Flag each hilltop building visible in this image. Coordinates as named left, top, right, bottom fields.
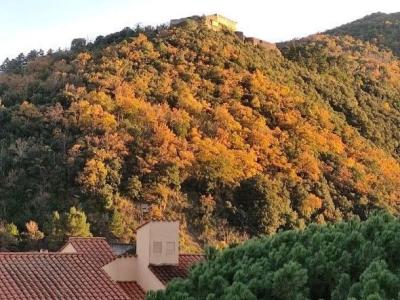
left=0, top=221, right=203, bottom=299
left=170, top=14, right=237, bottom=31
left=170, top=14, right=279, bottom=53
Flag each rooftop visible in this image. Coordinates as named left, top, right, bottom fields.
left=149, top=254, right=204, bottom=285
left=0, top=221, right=204, bottom=299
left=0, top=252, right=130, bottom=299
left=60, top=237, right=116, bottom=267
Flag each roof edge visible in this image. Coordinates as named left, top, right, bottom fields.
left=0, top=252, right=83, bottom=256
left=136, top=220, right=179, bottom=231
left=67, top=236, right=107, bottom=240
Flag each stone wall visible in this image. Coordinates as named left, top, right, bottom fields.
left=170, top=14, right=237, bottom=32
left=205, top=14, right=237, bottom=31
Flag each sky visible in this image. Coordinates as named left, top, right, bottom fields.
left=1, top=0, right=400, bottom=62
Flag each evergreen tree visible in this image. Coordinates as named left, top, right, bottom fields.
left=45, top=211, right=66, bottom=250
left=148, top=213, right=400, bottom=300
left=65, top=207, right=91, bottom=237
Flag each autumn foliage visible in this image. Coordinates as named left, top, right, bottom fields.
left=0, top=20, right=399, bottom=250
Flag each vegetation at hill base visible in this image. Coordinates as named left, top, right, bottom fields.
left=148, top=213, right=400, bottom=300
left=0, top=18, right=399, bottom=251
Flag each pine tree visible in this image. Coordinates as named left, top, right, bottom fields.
left=110, top=209, right=124, bottom=239
left=65, top=207, right=92, bottom=237
left=45, top=211, right=65, bottom=250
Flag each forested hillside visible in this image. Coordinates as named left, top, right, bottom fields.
left=279, top=34, right=400, bottom=158
left=326, top=12, right=400, bottom=56
left=149, top=213, right=400, bottom=299
left=0, top=18, right=399, bottom=250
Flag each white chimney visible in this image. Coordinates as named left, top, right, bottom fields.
left=136, top=221, right=179, bottom=266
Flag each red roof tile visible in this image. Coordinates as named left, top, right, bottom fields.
left=61, top=237, right=115, bottom=268
left=117, top=282, right=146, bottom=300
left=0, top=235, right=201, bottom=298
left=149, top=254, right=204, bottom=285
left=0, top=253, right=130, bottom=300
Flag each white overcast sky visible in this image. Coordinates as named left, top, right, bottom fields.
left=1, top=0, right=400, bottom=62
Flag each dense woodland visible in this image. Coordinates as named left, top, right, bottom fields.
left=0, top=17, right=399, bottom=251
left=326, top=12, right=400, bottom=56
left=149, top=213, right=400, bottom=299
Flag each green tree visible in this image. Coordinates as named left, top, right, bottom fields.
left=0, top=222, right=20, bottom=251
left=148, top=213, right=400, bottom=300
left=109, top=209, right=124, bottom=239
left=71, top=38, right=87, bottom=51
left=233, top=175, right=292, bottom=235
left=44, top=211, right=65, bottom=250
left=65, top=207, right=92, bottom=237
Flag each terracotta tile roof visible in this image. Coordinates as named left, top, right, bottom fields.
left=0, top=252, right=130, bottom=300
left=117, top=282, right=145, bottom=300
left=149, top=254, right=204, bottom=285
left=61, top=237, right=116, bottom=267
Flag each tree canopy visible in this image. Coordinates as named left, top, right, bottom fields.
left=326, top=12, right=400, bottom=57
left=148, top=213, right=400, bottom=300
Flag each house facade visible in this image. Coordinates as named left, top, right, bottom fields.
left=0, top=221, right=203, bottom=299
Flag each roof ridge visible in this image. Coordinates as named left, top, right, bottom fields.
left=0, top=252, right=83, bottom=256
left=68, top=236, right=107, bottom=240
